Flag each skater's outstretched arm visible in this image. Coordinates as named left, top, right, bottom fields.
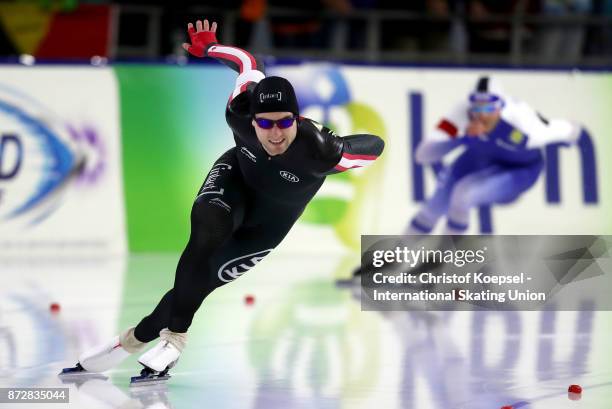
left=331, top=133, right=385, bottom=173
left=183, top=19, right=265, bottom=102
left=415, top=138, right=462, bottom=164
left=415, top=102, right=467, bottom=164
left=301, top=119, right=384, bottom=174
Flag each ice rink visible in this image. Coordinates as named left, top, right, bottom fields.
left=1, top=252, right=611, bottom=409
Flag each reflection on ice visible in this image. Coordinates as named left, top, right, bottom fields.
left=0, top=254, right=610, bottom=408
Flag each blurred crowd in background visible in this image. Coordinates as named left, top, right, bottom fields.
left=0, top=0, right=611, bottom=66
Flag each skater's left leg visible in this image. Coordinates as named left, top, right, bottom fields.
left=167, top=151, right=247, bottom=335
left=131, top=203, right=237, bottom=344
left=132, top=202, right=247, bottom=381
left=407, top=172, right=453, bottom=234
left=133, top=149, right=246, bottom=343
left=133, top=201, right=303, bottom=382
left=445, top=161, right=542, bottom=233
left=407, top=149, right=490, bottom=234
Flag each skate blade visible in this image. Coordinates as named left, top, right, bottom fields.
left=59, top=363, right=107, bottom=380
left=129, top=374, right=171, bottom=387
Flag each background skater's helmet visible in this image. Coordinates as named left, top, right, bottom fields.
left=468, top=76, right=506, bottom=112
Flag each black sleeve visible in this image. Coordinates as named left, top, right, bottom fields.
left=327, top=134, right=385, bottom=174
left=301, top=118, right=384, bottom=174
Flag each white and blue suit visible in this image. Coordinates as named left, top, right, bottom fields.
left=410, top=97, right=581, bottom=234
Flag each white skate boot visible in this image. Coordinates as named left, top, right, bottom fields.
left=59, top=327, right=146, bottom=377
left=130, top=329, right=187, bottom=387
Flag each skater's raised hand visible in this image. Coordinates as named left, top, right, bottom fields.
left=466, top=119, right=486, bottom=137
left=183, top=19, right=218, bottom=58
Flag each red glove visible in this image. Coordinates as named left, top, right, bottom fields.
left=182, top=20, right=218, bottom=58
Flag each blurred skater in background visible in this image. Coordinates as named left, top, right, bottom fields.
left=342, top=75, right=587, bottom=284
left=407, top=76, right=585, bottom=235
